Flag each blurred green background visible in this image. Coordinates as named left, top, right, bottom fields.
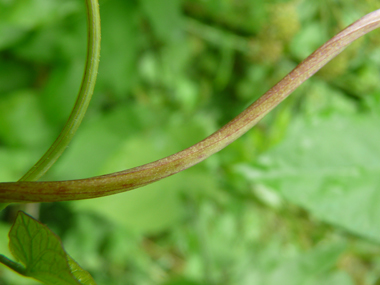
left=1, top=0, right=380, bottom=284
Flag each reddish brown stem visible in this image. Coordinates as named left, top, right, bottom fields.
left=1, top=9, right=380, bottom=203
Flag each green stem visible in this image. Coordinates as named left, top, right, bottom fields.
left=0, top=255, right=26, bottom=276
left=0, top=9, right=379, bottom=203
left=18, top=0, right=101, bottom=182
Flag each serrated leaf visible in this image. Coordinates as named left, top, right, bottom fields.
left=236, top=114, right=380, bottom=242
left=8, top=211, right=96, bottom=285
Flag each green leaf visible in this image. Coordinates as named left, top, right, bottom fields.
left=6, top=211, right=96, bottom=285
left=236, top=114, right=380, bottom=242
left=66, top=255, right=96, bottom=285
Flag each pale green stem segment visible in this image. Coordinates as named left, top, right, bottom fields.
left=18, top=0, right=101, bottom=182
left=0, top=9, right=379, bottom=203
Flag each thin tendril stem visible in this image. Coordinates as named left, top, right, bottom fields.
left=18, top=0, right=101, bottom=182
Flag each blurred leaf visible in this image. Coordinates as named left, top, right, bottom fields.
left=163, top=278, right=203, bottom=285
left=40, top=60, right=84, bottom=126
left=140, top=0, right=183, bottom=42
left=6, top=0, right=74, bottom=29
left=8, top=211, right=95, bottom=285
left=233, top=240, right=348, bottom=284
left=70, top=138, right=210, bottom=234
left=0, top=148, right=36, bottom=182
left=0, top=23, right=26, bottom=50
left=246, top=1, right=268, bottom=33
left=341, top=63, right=380, bottom=96
left=49, top=104, right=142, bottom=180
left=64, top=214, right=111, bottom=271
left=237, top=114, right=380, bottom=242
left=308, top=271, right=354, bottom=285
left=0, top=57, right=34, bottom=94
left=13, top=25, right=62, bottom=63
left=0, top=0, right=78, bottom=53
left=66, top=109, right=219, bottom=233
left=0, top=90, right=51, bottom=147
left=237, top=65, right=272, bottom=101
left=301, top=80, right=356, bottom=116
left=96, top=0, right=140, bottom=97
left=264, top=242, right=346, bottom=285
left=290, top=22, right=329, bottom=60
left=74, top=177, right=185, bottom=233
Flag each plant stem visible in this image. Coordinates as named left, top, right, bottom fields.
left=18, top=0, right=101, bottom=182
left=0, top=9, right=379, bottom=203
left=0, top=255, right=26, bottom=276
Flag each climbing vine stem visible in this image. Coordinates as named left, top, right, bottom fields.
left=18, top=0, right=101, bottom=182
left=0, top=9, right=379, bottom=203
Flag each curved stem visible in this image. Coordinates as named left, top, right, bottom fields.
left=0, top=9, right=379, bottom=203
left=18, top=0, right=101, bottom=182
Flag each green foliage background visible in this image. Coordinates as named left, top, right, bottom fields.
left=1, top=0, right=380, bottom=284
